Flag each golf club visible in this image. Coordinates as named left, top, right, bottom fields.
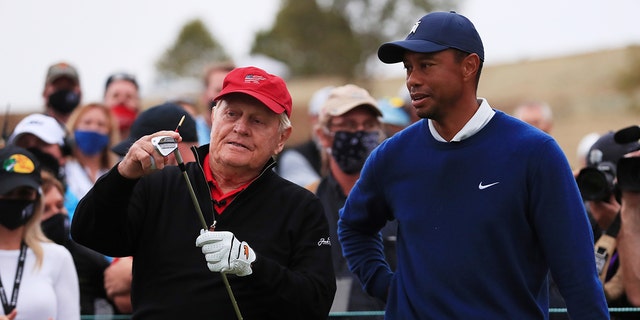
left=151, top=122, right=243, bottom=320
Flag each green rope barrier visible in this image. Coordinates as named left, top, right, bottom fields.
left=80, top=307, right=640, bottom=319
left=329, top=311, right=385, bottom=317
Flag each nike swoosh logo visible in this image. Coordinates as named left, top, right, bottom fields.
left=478, top=181, right=500, bottom=190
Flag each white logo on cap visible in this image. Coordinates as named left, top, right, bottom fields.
left=410, top=20, right=421, bottom=34
left=244, top=74, right=266, bottom=84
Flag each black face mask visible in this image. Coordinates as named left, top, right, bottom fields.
left=48, top=89, right=81, bottom=115
left=41, top=213, right=70, bottom=245
left=331, top=131, right=381, bottom=174
left=0, top=199, right=36, bottom=230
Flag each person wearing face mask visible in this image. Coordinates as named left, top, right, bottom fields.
left=56, top=101, right=124, bottom=316
left=103, top=72, right=141, bottom=139
left=47, top=88, right=81, bottom=122
left=64, top=103, right=120, bottom=220
left=0, top=145, right=80, bottom=320
left=106, top=102, right=199, bottom=314
left=38, top=167, right=116, bottom=316
left=7, top=113, right=70, bottom=181
left=308, top=84, right=396, bottom=317
left=40, top=169, right=71, bottom=244
left=42, top=61, right=83, bottom=124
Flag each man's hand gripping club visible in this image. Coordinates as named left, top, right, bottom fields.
left=196, top=230, right=256, bottom=277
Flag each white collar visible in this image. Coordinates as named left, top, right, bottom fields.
left=429, top=98, right=495, bottom=142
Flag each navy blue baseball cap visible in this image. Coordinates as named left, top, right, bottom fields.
left=378, top=11, right=484, bottom=64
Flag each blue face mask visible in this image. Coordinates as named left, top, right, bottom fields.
left=74, top=130, right=109, bottom=156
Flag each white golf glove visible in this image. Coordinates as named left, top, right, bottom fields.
left=195, top=230, right=256, bottom=276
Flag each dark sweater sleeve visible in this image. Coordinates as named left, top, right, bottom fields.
left=530, top=140, right=610, bottom=319
left=70, top=165, right=140, bottom=257
left=338, top=149, right=393, bottom=301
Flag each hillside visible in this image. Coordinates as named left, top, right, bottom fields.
left=477, top=47, right=640, bottom=168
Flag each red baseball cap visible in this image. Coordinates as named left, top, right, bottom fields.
left=213, top=66, right=292, bottom=117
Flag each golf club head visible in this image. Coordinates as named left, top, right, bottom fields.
left=151, top=136, right=178, bottom=157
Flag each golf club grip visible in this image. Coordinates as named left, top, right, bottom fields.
left=181, top=171, right=207, bottom=229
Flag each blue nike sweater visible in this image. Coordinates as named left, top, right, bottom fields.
left=338, top=110, right=609, bottom=319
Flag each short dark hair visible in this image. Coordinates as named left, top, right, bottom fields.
left=105, top=72, right=139, bottom=91
left=202, top=61, right=236, bottom=87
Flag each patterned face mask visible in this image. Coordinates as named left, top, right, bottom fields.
left=330, top=131, right=380, bottom=174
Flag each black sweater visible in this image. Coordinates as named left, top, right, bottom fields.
left=71, top=145, right=336, bottom=319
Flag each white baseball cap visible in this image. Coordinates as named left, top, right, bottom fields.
left=8, top=113, right=66, bottom=146
left=319, top=84, right=381, bottom=126
left=308, top=86, right=335, bottom=117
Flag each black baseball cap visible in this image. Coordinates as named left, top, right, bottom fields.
left=111, top=103, right=198, bottom=156
left=587, top=131, right=640, bottom=166
left=0, top=146, right=42, bottom=195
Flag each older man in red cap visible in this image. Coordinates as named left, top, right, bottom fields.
left=71, top=66, right=336, bottom=319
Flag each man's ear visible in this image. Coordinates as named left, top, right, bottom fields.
left=462, top=53, right=481, bottom=82
left=315, top=125, right=332, bottom=149
left=274, top=126, right=292, bottom=155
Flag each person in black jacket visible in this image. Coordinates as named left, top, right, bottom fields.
left=71, top=66, right=336, bottom=319
left=310, top=84, right=396, bottom=318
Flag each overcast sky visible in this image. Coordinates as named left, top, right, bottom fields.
left=2, top=0, right=640, bottom=113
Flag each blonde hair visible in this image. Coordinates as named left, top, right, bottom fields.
left=41, top=169, right=64, bottom=197
left=66, top=103, right=120, bottom=169
left=24, top=193, right=50, bottom=269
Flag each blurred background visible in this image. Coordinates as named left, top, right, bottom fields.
left=2, top=0, right=640, bottom=167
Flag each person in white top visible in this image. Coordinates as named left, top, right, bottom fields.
left=0, top=145, right=79, bottom=320
left=64, top=103, right=120, bottom=219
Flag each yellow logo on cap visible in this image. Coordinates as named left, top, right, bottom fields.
left=2, top=154, right=35, bottom=174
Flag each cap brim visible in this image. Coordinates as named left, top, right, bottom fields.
left=378, top=40, right=449, bottom=63
left=0, top=176, right=40, bottom=195
left=333, top=102, right=382, bottom=118
left=111, top=138, right=135, bottom=157
left=216, top=90, right=287, bottom=116
left=47, top=73, right=79, bottom=85
left=10, top=132, right=62, bottom=146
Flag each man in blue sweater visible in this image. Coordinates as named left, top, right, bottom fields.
left=338, top=11, right=609, bottom=319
